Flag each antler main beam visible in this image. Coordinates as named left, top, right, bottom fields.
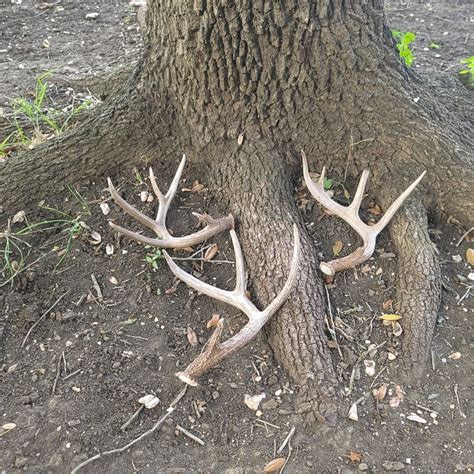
left=108, top=155, right=234, bottom=248
left=301, top=151, right=425, bottom=276
left=164, top=225, right=301, bottom=386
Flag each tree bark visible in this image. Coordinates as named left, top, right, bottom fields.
left=1, top=0, right=473, bottom=421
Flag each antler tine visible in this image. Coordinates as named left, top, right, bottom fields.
left=108, top=157, right=234, bottom=249
left=349, top=170, right=370, bottom=212
left=373, top=170, right=426, bottom=233
left=107, top=178, right=162, bottom=235
left=165, top=224, right=301, bottom=385
left=301, top=150, right=425, bottom=275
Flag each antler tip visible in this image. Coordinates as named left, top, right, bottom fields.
left=176, top=372, right=198, bottom=386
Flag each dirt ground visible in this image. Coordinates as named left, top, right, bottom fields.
left=1, top=1, right=473, bottom=473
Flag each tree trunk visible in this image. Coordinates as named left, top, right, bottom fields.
left=1, top=0, right=473, bottom=422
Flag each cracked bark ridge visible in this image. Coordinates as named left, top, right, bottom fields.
left=388, top=201, right=441, bottom=381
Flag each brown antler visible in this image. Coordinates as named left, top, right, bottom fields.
left=301, top=151, right=425, bottom=276
left=107, top=155, right=234, bottom=248
left=163, top=225, right=301, bottom=386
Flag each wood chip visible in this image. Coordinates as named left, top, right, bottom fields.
left=186, top=326, right=198, bottom=347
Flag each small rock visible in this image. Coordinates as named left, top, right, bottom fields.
left=100, top=202, right=110, bottom=215
left=244, top=393, right=265, bottom=411
left=359, top=463, right=369, bottom=471
left=262, top=399, right=279, bottom=410
left=212, top=391, right=220, bottom=400
left=15, top=456, right=28, bottom=468
left=382, top=461, right=405, bottom=471
left=140, top=190, right=149, bottom=202
left=452, top=255, right=462, bottom=263
left=85, top=12, right=99, bottom=19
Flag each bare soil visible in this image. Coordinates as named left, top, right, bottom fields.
left=1, top=1, right=473, bottom=473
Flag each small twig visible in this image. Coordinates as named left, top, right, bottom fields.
left=431, top=349, right=436, bottom=371
left=369, top=366, right=387, bottom=389
left=171, top=257, right=234, bottom=264
left=455, top=226, right=473, bottom=247
left=453, top=384, right=466, bottom=419
left=71, top=390, right=184, bottom=474
left=277, top=426, right=296, bottom=454
left=324, top=285, right=343, bottom=359
left=120, top=405, right=145, bottom=431
left=280, top=438, right=293, bottom=474
left=91, top=274, right=103, bottom=302
left=414, top=403, right=439, bottom=415
left=22, top=290, right=70, bottom=347
left=63, top=368, right=81, bottom=381
left=457, top=286, right=472, bottom=306
left=0, top=250, right=52, bottom=288
left=176, top=425, right=205, bottom=445
left=255, top=419, right=280, bottom=430
left=51, top=352, right=63, bottom=395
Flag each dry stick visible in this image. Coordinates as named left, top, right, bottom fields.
left=71, top=386, right=187, bottom=474
left=176, top=425, right=205, bottom=446
left=346, top=341, right=386, bottom=396
left=63, top=368, right=81, bottom=381
left=255, top=419, right=280, bottom=430
left=277, top=426, right=296, bottom=455
left=280, top=438, right=293, bottom=474
left=51, top=351, right=64, bottom=395
left=369, top=366, right=387, bottom=389
left=91, top=274, right=103, bottom=302
left=324, top=285, right=343, bottom=359
left=453, top=384, right=467, bottom=419
left=120, top=405, right=144, bottom=431
left=0, top=250, right=53, bottom=288
left=455, top=226, right=473, bottom=247
left=22, top=290, right=70, bottom=347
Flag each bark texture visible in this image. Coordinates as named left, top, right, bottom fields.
left=1, top=0, right=473, bottom=421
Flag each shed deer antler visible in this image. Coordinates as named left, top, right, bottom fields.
left=301, top=150, right=425, bottom=276
left=107, top=155, right=234, bottom=248
left=163, top=225, right=300, bottom=386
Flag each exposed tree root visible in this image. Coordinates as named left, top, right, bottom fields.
left=388, top=201, right=441, bottom=381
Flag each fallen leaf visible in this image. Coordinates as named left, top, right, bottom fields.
left=1, top=423, right=16, bottom=431
left=244, top=393, right=265, bottom=411
left=263, top=457, right=286, bottom=472
left=382, top=300, right=394, bottom=310
left=186, top=326, right=198, bottom=347
left=109, top=276, right=118, bottom=285
left=448, top=352, right=461, bottom=360
left=407, top=413, right=427, bottom=424
left=373, top=383, right=388, bottom=401
left=89, top=231, right=102, bottom=245
left=348, top=402, right=358, bottom=421
left=204, top=244, right=218, bottom=261
left=392, top=321, right=403, bottom=337
left=466, top=248, right=474, bottom=265
left=327, top=340, right=340, bottom=349
left=364, top=360, right=376, bottom=376
left=100, top=202, right=110, bottom=215
left=206, top=314, right=221, bottom=329
left=368, top=204, right=382, bottom=215
left=389, top=397, right=401, bottom=408
left=346, top=451, right=362, bottom=463
left=332, top=240, right=343, bottom=256
left=379, top=313, right=402, bottom=321
left=12, top=210, right=26, bottom=224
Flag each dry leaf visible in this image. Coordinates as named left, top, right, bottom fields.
left=344, top=188, right=351, bottom=200
left=392, top=321, right=403, bottom=337
left=244, top=393, right=265, bottom=411
left=389, top=397, right=401, bottom=408
left=109, top=276, right=118, bottom=285
left=466, top=248, right=474, bottom=265
left=448, top=352, right=461, bottom=360
left=364, top=359, right=376, bottom=376
left=263, top=457, right=286, bottom=472
left=204, top=244, right=218, bottom=261
left=1, top=423, right=16, bottom=431
left=379, top=313, right=401, bottom=321
left=186, top=326, right=198, bottom=347
left=332, top=240, right=343, bottom=256
left=372, top=383, right=388, bottom=401
left=407, top=413, right=427, bottom=424
left=348, top=402, right=358, bottom=421
left=368, top=204, right=382, bottom=215
left=206, top=314, right=221, bottom=329
left=12, top=210, right=26, bottom=224
left=100, top=202, right=110, bottom=215
left=382, top=299, right=393, bottom=310
left=327, top=340, right=340, bottom=349
left=89, top=231, right=102, bottom=245
left=346, top=451, right=362, bottom=463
